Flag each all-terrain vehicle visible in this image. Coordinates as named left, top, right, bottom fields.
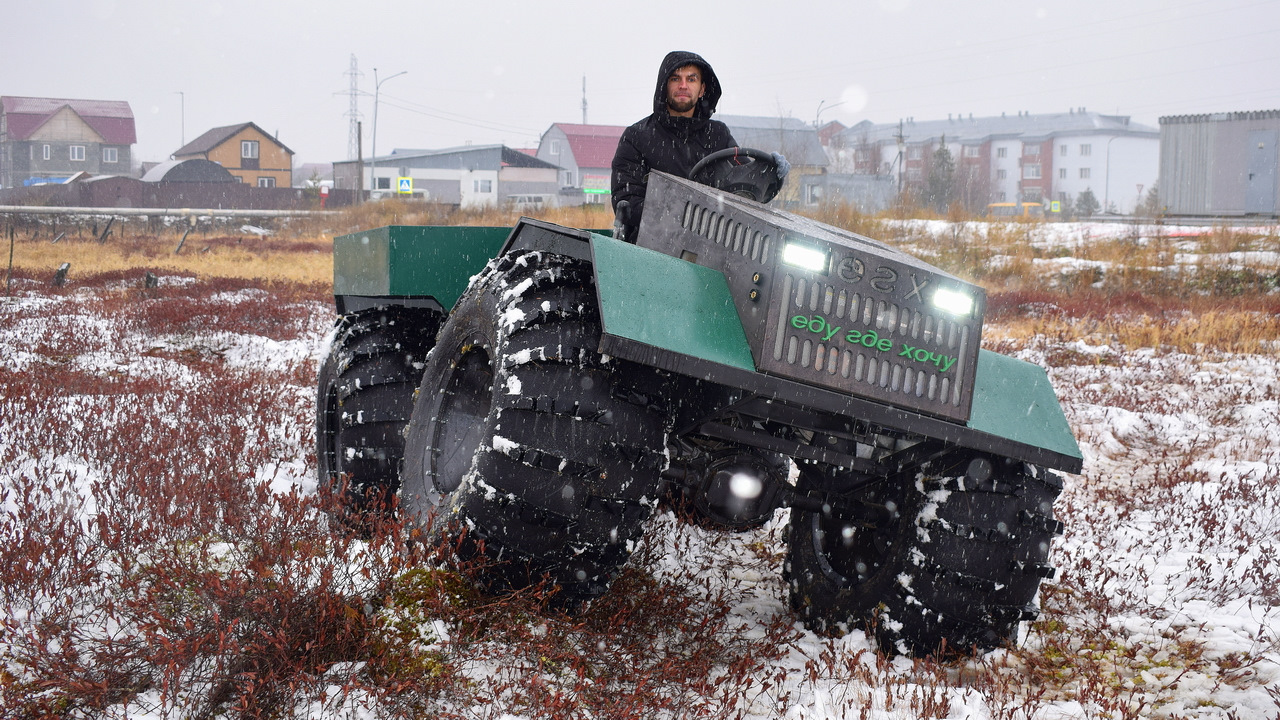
left=316, top=149, right=1082, bottom=656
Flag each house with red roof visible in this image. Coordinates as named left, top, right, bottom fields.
left=535, top=123, right=624, bottom=206
left=0, top=96, right=136, bottom=188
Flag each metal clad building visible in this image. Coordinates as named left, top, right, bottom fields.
left=1159, top=110, right=1280, bottom=217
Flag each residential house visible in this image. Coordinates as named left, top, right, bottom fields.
left=1159, top=109, right=1280, bottom=217
left=173, top=122, right=294, bottom=188
left=332, top=144, right=561, bottom=209
left=718, top=115, right=830, bottom=207
left=832, top=109, right=1159, bottom=214
left=536, top=123, right=624, bottom=205
left=0, top=96, right=136, bottom=188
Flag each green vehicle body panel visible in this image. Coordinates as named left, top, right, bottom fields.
left=590, top=232, right=756, bottom=372
left=967, top=350, right=1082, bottom=463
left=332, top=226, right=510, bottom=308
left=330, top=223, right=1081, bottom=470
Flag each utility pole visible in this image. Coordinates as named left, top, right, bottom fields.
left=346, top=55, right=362, bottom=161
left=174, top=91, right=185, bottom=148
left=581, top=76, right=588, bottom=125
left=894, top=120, right=906, bottom=197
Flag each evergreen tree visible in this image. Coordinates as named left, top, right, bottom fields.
left=1076, top=187, right=1101, bottom=217
left=926, top=139, right=955, bottom=213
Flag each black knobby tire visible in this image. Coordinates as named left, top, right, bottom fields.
left=316, top=307, right=441, bottom=512
left=784, top=452, right=1064, bottom=656
left=401, top=251, right=670, bottom=606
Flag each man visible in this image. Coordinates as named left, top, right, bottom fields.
left=610, top=51, right=737, bottom=242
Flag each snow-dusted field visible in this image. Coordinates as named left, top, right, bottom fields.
left=1, top=220, right=1278, bottom=718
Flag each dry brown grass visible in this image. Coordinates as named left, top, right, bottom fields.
left=2, top=202, right=619, bottom=287
left=7, top=204, right=1277, bottom=355
left=6, top=232, right=333, bottom=285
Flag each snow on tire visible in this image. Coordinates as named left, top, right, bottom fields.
left=785, top=451, right=1064, bottom=656
left=401, top=250, right=669, bottom=607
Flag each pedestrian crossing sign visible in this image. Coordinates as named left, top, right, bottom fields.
left=397, top=177, right=412, bottom=194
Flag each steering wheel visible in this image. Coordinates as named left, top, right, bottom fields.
left=689, top=147, right=785, bottom=204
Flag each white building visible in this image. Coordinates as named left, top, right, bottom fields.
left=333, top=144, right=561, bottom=209
left=832, top=109, right=1159, bottom=214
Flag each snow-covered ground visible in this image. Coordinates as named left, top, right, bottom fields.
left=1, top=220, right=1277, bottom=718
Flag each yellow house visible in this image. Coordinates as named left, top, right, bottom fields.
left=172, top=122, right=293, bottom=187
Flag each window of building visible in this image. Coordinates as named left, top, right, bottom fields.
left=1024, top=188, right=1043, bottom=202
left=70, top=145, right=86, bottom=161
left=997, top=191, right=1007, bottom=202
left=805, top=184, right=823, bottom=205
left=42, top=144, right=51, bottom=160
left=1059, top=168, right=1068, bottom=179
left=1080, top=144, right=1092, bottom=156
left=906, top=167, right=922, bottom=181
left=1023, top=143, right=1040, bottom=156
left=549, top=140, right=560, bottom=155
left=1080, top=167, right=1091, bottom=179
left=562, top=170, right=575, bottom=186
left=1023, top=164, right=1041, bottom=179
left=962, top=145, right=979, bottom=158
left=996, top=169, right=1007, bottom=180
left=907, top=146, right=923, bottom=160
left=474, top=179, right=493, bottom=193
left=996, top=147, right=1008, bottom=158
left=242, top=140, right=259, bottom=159
left=103, top=147, right=118, bottom=163
left=258, top=177, right=275, bottom=187
left=375, top=177, right=391, bottom=190
left=1060, top=144, right=1068, bottom=156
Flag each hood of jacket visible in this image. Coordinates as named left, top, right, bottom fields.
left=651, top=50, right=723, bottom=120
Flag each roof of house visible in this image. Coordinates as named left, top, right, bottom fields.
left=551, top=123, right=625, bottom=169
left=842, top=111, right=1159, bottom=146
left=0, top=95, right=136, bottom=144
left=501, top=146, right=560, bottom=169
left=718, top=115, right=830, bottom=167
left=141, top=158, right=237, bottom=183
left=174, top=122, right=294, bottom=157
left=350, top=144, right=560, bottom=170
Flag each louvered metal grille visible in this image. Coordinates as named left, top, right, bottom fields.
left=768, top=272, right=976, bottom=415
left=679, top=200, right=771, bottom=265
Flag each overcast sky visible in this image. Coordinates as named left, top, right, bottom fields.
left=4, top=0, right=1279, bottom=168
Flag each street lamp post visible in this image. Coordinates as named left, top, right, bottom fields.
left=369, top=68, right=407, bottom=199
left=814, top=100, right=845, bottom=128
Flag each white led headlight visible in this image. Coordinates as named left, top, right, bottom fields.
left=781, top=243, right=829, bottom=273
left=932, top=287, right=975, bottom=316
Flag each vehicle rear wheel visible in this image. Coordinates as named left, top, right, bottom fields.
left=316, top=307, right=441, bottom=514
left=401, top=251, right=670, bottom=607
left=784, top=452, right=1064, bottom=656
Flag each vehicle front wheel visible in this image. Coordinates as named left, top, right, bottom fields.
left=401, top=251, right=671, bottom=606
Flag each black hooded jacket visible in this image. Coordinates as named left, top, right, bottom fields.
left=611, top=51, right=737, bottom=240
